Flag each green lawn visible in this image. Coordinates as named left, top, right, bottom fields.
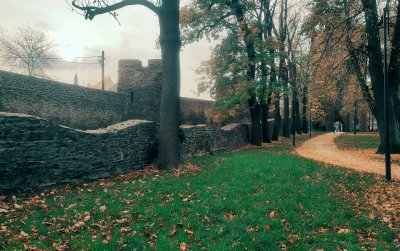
left=1, top=138, right=398, bottom=250
left=334, top=132, right=380, bottom=150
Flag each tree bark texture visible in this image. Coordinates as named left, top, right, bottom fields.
left=360, top=0, right=400, bottom=153
left=157, top=0, right=181, bottom=169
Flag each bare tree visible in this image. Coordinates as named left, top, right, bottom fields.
left=0, top=26, right=56, bottom=76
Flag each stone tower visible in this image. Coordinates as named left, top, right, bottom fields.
left=117, top=59, right=162, bottom=122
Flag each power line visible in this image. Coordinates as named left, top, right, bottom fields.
left=0, top=55, right=102, bottom=65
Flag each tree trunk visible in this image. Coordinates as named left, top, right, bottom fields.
left=376, top=92, right=400, bottom=153
left=283, top=90, right=290, bottom=137
left=261, top=102, right=271, bottom=143
left=272, top=97, right=281, bottom=141
left=353, top=100, right=357, bottom=135
left=249, top=94, right=262, bottom=146
left=157, top=1, right=181, bottom=169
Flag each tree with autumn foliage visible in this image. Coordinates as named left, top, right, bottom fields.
left=182, top=0, right=284, bottom=145
left=305, top=0, right=400, bottom=153
left=70, top=0, right=181, bottom=169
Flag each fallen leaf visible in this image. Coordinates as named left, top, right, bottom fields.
left=338, top=228, right=351, bottom=234
left=318, top=227, right=329, bottom=233
left=120, top=227, right=130, bottom=234
left=246, top=225, right=259, bottom=233
left=100, top=205, right=107, bottom=212
left=264, top=224, right=270, bottom=232
left=19, top=231, right=29, bottom=239
left=224, top=212, right=235, bottom=221
left=14, top=203, right=23, bottom=209
left=180, top=242, right=187, bottom=251
left=269, top=211, right=278, bottom=218
left=204, top=215, right=211, bottom=223
left=168, top=225, right=177, bottom=237
left=83, top=215, right=91, bottom=222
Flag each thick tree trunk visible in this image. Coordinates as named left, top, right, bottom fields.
left=272, top=97, right=281, bottom=141
left=376, top=93, right=400, bottom=153
left=360, top=0, right=400, bottom=154
left=301, top=86, right=308, bottom=133
left=283, top=91, right=290, bottom=137
left=261, top=102, right=271, bottom=143
left=157, top=1, right=181, bottom=169
left=249, top=94, right=262, bottom=146
left=295, top=97, right=301, bottom=134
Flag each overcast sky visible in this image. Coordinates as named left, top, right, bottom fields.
left=0, top=0, right=213, bottom=99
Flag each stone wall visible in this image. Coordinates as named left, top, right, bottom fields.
left=0, top=70, right=127, bottom=130
left=0, top=112, right=250, bottom=194
left=181, top=123, right=250, bottom=158
left=0, top=112, right=158, bottom=194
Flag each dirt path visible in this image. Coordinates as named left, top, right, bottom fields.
left=295, top=132, right=400, bottom=180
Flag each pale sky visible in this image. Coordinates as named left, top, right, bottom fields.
left=0, top=0, right=213, bottom=99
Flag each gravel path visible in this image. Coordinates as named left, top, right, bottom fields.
left=295, top=132, right=400, bottom=180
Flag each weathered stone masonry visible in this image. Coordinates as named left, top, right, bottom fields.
left=0, top=60, right=216, bottom=129
left=0, top=70, right=127, bottom=130
left=0, top=113, right=249, bottom=194
left=0, top=59, right=251, bottom=194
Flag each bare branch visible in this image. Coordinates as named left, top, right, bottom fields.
left=71, top=0, right=160, bottom=20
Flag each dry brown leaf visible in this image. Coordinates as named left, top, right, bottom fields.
left=337, top=228, right=351, bottom=234
left=180, top=242, right=188, bottom=251
left=168, top=225, right=177, bottom=237
left=264, top=224, right=270, bottom=232
left=14, top=203, right=23, bottom=209
left=269, top=211, right=278, bottom=218
left=120, top=227, right=130, bottom=234
left=100, top=205, right=107, bottom=212
left=224, top=212, right=235, bottom=221
left=318, top=227, right=329, bottom=233
left=83, top=215, right=91, bottom=222
left=204, top=215, right=211, bottom=223
left=246, top=225, right=259, bottom=233
left=19, top=230, right=29, bottom=239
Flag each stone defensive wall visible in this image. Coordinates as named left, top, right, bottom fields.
left=0, top=112, right=249, bottom=194
left=0, top=60, right=219, bottom=128
left=0, top=70, right=127, bottom=130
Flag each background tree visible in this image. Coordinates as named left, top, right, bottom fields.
left=182, top=0, right=279, bottom=145
left=0, top=26, right=56, bottom=77
left=71, top=0, right=181, bottom=169
left=305, top=0, right=400, bottom=153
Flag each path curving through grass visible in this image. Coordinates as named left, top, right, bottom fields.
left=295, top=132, right=400, bottom=180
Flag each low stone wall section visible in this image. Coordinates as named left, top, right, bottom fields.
left=0, top=113, right=250, bottom=194
left=181, top=123, right=250, bottom=158
left=0, top=113, right=157, bottom=194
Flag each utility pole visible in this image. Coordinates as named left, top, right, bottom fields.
left=383, top=2, right=391, bottom=181
left=101, top=50, right=105, bottom=91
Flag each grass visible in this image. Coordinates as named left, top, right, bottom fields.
left=334, top=132, right=380, bottom=150
left=1, top=136, right=398, bottom=250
